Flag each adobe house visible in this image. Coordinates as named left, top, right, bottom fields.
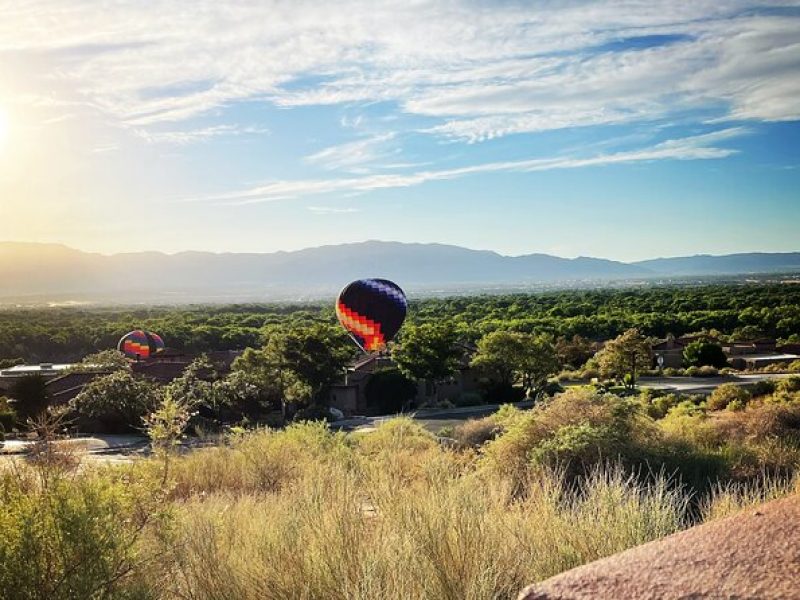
left=329, top=344, right=480, bottom=416
left=651, top=334, right=719, bottom=369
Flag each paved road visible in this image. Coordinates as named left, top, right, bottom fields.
left=636, top=372, right=795, bottom=394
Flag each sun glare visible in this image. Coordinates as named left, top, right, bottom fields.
left=0, top=107, right=8, bottom=150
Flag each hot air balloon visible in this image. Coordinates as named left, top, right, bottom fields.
left=117, top=330, right=165, bottom=360
left=336, top=279, right=407, bottom=352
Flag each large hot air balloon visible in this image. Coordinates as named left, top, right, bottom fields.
left=117, top=330, right=165, bottom=360
left=336, top=279, right=407, bottom=352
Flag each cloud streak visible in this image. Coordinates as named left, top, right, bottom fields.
left=192, top=128, right=746, bottom=204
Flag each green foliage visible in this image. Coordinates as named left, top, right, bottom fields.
left=363, top=368, right=418, bottom=414
left=143, top=392, right=192, bottom=455
left=471, top=330, right=560, bottom=398
left=707, top=383, right=751, bottom=411
left=682, top=340, right=728, bottom=368
left=392, top=323, right=462, bottom=382
left=70, top=371, right=162, bottom=433
left=67, top=349, right=130, bottom=373
left=0, top=463, right=165, bottom=599
left=595, top=328, right=653, bottom=388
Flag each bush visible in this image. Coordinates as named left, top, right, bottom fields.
left=750, top=380, right=777, bottom=397
left=789, top=360, right=800, bottom=374
left=452, top=417, right=499, bottom=448
left=683, top=341, right=728, bottom=369
left=0, top=462, right=165, bottom=599
left=707, top=383, right=750, bottom=411
left=69, top=371, right=162, bottom=433
left=663, top=367, right=684, bottom=377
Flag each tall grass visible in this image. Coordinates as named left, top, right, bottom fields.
left=1, top=389, right=799, bottom=599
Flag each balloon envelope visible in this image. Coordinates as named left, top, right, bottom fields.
left=117, top=330, right=165, bottom=359
left=336, top=279, right=407, bottom=352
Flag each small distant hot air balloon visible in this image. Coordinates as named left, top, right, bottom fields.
left=117, top=330, right=165, bottom=360
left=336, top=279, right=407, bottom=352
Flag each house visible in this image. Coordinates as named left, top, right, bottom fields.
left=329, top=344, right=480, bottom=416
left=0, top=363, right=76, bottom=396
left=46, top=370, right=114, bottom=405
left=723, top=338, right=778, bottom=356
left=131, top=348, right=241, bottom=383
left=651, top=334, right=718, bottom=369
left=728, top=353, right=799, bottom=371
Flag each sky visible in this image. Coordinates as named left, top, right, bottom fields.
left=0, top=0, right=798, bottom=262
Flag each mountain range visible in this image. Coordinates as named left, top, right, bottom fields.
left=2, top=241, right=799, bottom=303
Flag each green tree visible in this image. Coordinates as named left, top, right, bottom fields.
left=232, top=324, right=350, bottom=420
left=555, top=334, right=596, bottom=369
left=164, top=355, right=216, bottom=410
left=68, top=349, right=130, bottom=373
left=595, top=328, right=653, bottom=389
left=364, top=368, right=418, bottom=414
left=392, top=323, right=462, bottom=383
left=471, top=331, right=560, bottom=399
left=682, top=341, right=728, bottom=369
left=70, top=371, right=161, bottom=433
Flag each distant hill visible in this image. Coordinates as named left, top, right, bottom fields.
left=634, top=252, right=800, bottom=275
left=1, top=241, right=798, bottom=302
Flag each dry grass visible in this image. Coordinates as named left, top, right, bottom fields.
left=2, top=392, right=800, bottom=599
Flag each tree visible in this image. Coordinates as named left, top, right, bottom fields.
left=68, top=349, right=130, bottom=372
left=555, top=335, right=596, bottom=369
left=471, top=331, right=560, bottom=399
left=70, top=371, right=162, bottom=433
left=595, top=328, right=653, bottom=389
left=163, top=355, right=216, bottom=410
left=364, top=368, right=418, bottom=414
left=392, top=323, right=462, bottom=384
left=9, top=375, right=49, bottom=424
left=518, top=336, right=561, bottom=398
left=682, top=341, right=728, bottom=369
left=231, top=324, right=351, bottom=420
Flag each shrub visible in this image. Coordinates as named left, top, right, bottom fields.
left=683, top=341, right=728, bottom=369
left=452, top=417, right=499, bottom=448
left=70, top=371, right=162, bottom=433
left=751, top=380, right=777, bottom=397
left=663, top=367, right=684, bottom=377
left=776, top=377, right=800, bottom=394
left=645, top=393, right=683, bottom=420
left=480, top=389, right=651, bottom=485
left=696, top=365, right=719, bottom=377
left=707, top=383, right=750, bottom=411
left=789, top=360, right=800, bottom=373
left=0, top=462, right=165, bottom=599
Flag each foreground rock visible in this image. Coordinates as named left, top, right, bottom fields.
left=520, top=494, right=800, bottom=599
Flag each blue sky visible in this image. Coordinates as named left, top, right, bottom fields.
left=0, top=0, right=798, bottom=261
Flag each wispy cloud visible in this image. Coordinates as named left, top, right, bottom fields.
left=191, top=128, right=746, bottom=204
left=304, top=133, right=396, bottom=171
left=134, top=124, right=269, bottom=145
left=2, top=1, right=797, bottom=144
left=307, top=205, right=361, bottom=214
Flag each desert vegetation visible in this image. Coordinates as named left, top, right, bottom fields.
left=2, top=380, right=799, bottom=600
